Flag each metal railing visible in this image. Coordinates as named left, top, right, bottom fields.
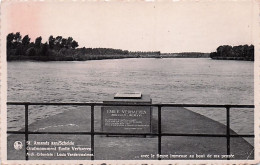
left=7, top=102, right=254, bottom=160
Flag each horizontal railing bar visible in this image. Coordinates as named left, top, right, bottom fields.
left=7, top=131, right=157, bottom=135
left=7, top=131, right=254, bottom=138
left=6, top=102, right=254, bottom=108
left=7, top=131, right=92, bottom=135
left=7, top=131, right=25, bottom=134
left=229, top=134, right=255, bottom=138
left=158, top=104, right=254, bottom=108
left=161, top=133, right=254, bottom=138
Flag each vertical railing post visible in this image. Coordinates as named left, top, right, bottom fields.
left=158, top=105, right=162, bottom=160
left=25, top=104, right=29, bottom=160
left=226, top=106, right=230, bottom=160
left=90, top=104, right=95, bottom=160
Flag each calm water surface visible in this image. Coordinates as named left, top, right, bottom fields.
left=7, top=58, right=254, bottom=135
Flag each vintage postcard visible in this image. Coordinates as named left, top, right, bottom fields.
left=0, top=0, right=259, bottom=164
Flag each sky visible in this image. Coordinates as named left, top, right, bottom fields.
left=2, top=0, right=256, bottom=53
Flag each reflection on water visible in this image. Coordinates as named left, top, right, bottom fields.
left=7, top=58, right=254, bottom=135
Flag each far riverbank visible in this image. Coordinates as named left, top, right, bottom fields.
left=7, top=52, right=210, bottom=61
left=7, top=32, right=253, bottom=62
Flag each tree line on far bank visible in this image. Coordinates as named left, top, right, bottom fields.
left=7, top=32, right=254, bottom=61
left=6, top=32, right=161, bottom=61
left=210, top=45, right=254, bottom=61
left=7, top=32, right=80, bottom=60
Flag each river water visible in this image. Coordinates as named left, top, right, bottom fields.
left=7, top=58, right=254, bottom=136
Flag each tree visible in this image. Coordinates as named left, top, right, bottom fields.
left=7, top=33, right=15, bottom=49
left=210, top=52, right=218, bottom=58
left=14, top=32, right=22, bottom=43
left=248, top=45, right=254, bottom=61
left=55, top=36, right=62, bottom=44
left=216, top=45, right=232, bottom=57
left=55, top=36, right=63, bottom=49
left=26, top=47, right=36, bottom=56
left=71, top=40, right=79, bottom=49
left=35, top=36, right=42, bottom=48
left=7, top=32, right=84, bottom=61
left=48, top=35, right=55, bottom=49
left=211, top=44, right=254, bottom=61
left=40, top=42, right=49, bottom=56
left=13, top=32, right=22, bottom=48
left=67, top=37, right=73, bottom=48
left=15, top=45, right=24, bottom=56
left=22, top=35, right=30, bottom=46
left=61, top=38, right=67, bottom=48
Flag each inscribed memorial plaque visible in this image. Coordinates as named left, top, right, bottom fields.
left=102, top=94, right=152, bottom=133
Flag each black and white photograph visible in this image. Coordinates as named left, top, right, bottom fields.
left=1, top=0, right=259, bottom=163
